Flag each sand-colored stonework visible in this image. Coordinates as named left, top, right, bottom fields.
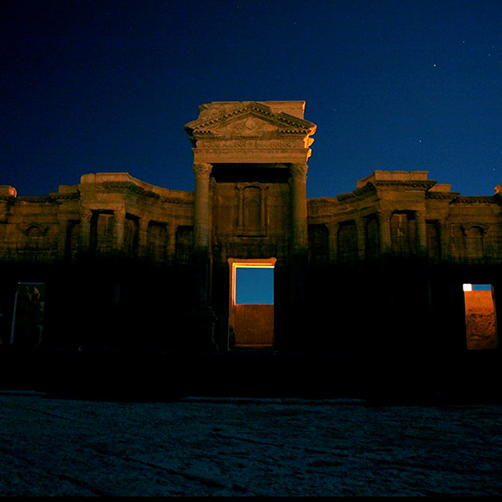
left=0, top=101, right=500, bottom=354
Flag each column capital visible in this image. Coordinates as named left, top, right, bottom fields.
left=290, top=163, right=308, bottom=180
left=377, top=209, right=392, bottom=219
left=81, top=208, right=94, bottom=220
left=193, top=162, right=213, bottom=177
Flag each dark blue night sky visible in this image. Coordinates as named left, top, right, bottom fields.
left=1, top=0, right=501, bottom=199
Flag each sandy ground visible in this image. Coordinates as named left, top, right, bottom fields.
left=0, top=392, right=501, bottom=497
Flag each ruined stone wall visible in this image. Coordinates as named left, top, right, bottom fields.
left=0, top=174, right=195, bottom=266
left=307, top=171, right=502, bottom=266
left=2, top=167, right=502, bottom=354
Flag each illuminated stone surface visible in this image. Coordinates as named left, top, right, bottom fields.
left=0, top=100, right=500, bottom=376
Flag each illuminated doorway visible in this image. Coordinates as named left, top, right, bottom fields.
left=228, top=258, right=276, bottom=349
left=463, top=283, right=498, bottom=350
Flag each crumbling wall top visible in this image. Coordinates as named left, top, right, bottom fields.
left=0, top=186, right=17, bottom=197
left=357, top=170, right=430, bottom=189
left=79, top=172, right=182, bottom=198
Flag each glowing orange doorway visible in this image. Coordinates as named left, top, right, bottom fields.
left=228, top=258, right=276, bottom=349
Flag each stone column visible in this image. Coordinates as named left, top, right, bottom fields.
left=355, top=218, right=366, bottom=260
left=287, top=163, right=309, bottom=349
left=289, top=163, right=309, bottom=254
left=191, top=162, right=217, bottom=350
left=415, top=210, right=427, bottom=254
left=113, top=207, right=126, bottom=252
left=193, top=163, right=213, bottom=254
left=377, top=210, right=392, bottom=254
left=193, top=162, right=212, bottom=305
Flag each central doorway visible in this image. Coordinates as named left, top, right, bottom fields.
left=228, top=258, right=276, bottom=349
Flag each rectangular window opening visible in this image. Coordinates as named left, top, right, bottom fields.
left=463, top=283, right=498, bottom=350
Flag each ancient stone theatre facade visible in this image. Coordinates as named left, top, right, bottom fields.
left=1, top=101, right=501, bottom=360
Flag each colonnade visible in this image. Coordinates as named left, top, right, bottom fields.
left=325, top=210, right=451, bottom=262
left=77, top=208, right=177, bottom=259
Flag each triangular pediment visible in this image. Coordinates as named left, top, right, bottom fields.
left=185, top=101, right=316, bottom=143
left=185, top=101, right=317, bottom=165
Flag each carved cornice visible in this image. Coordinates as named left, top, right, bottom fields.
left=98, top=181, right=161, bottom=199
left=451, top=196, right=497, bottom=204
left=307, top=197, right=338, bottom=205
left=17, top=196, right=57, bottom=204
left=337, top=183, right=376, bottom=202
left=84, top=181, right=193, bottom=205
left=159, top=197, right=194, bottom=205
left=52, top=192, right=80, bottom=201
left=426, top=192, right=460, bottom=200
left=371, top=180, right=436, bottom=190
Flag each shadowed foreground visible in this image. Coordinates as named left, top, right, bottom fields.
left=0, top=392, right=501, bottom=496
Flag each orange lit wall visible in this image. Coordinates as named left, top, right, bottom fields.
left=464, top=290, right=498, bottom=350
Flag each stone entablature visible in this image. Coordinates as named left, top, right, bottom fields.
left=184, top=101, right=316, bottom=165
